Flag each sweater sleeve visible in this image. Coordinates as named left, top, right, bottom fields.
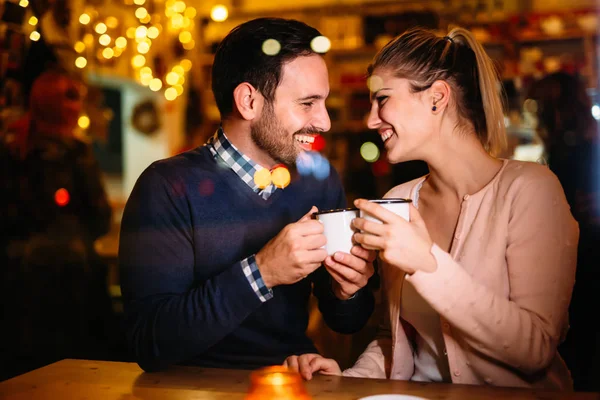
left=312, top=168, right=375, bottom=334
left=119, top=166, right=264, bottom=372
left=407, top=170, right=578, bottom=375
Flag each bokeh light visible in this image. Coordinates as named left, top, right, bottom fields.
left=360, top=142, right=380, bottom=163
left=75, top=57, right=87, bottom=68
left=135, top=7, right=148, bottom=19
left=179, top=31, right=192, bottom=44
left=137, top=42, right=150, bottom=54
left=102, top=47, right=114, bottom=59
left=19, top=0, right=29, bottom=7
left=262, top=39, right=281, bottom=56
left=147, top=26, right=160, bottom=39
left=29, top=31, right=40, bottom=41
left=164, top=87, right=178, bottom=101
left=79, top=13, right=91, bottom=25
left=592, top=105, right=600, bottom=120
left=271, top=166, right=291, bottom=189
left=310, top=135, right=326, bottom=152
left=136, top=26, right=148, bottom=39
left=74, top=41, right=86, bottom=53
left=126, top=27, right=136, bottom=39
left=106, top=16, right=119, bottom=29
left=184, top=7, right=197, bottom=18
left=310, top=36, right=331, bottom=53
left=180, top=59, right=192, bottom=71
left=296, top=152, right=330, bottom=180
left=28, top=16, right=38, bottom=25
left=99, top=34, right=111, bottom=46
left=78, top=115, right=90, bottom=129
left=254, top=168, right=272, bottom=189
left=54, top=188, right=70, bottom=207
left=132, top=55, right=146, bottom=68
left=95, top=23, right=107, bottom=34
left=210, top=5, right=228, bottom=22
left=133, top=0, right=145, bottom=5
left=115, top=37, right=127, bottom=49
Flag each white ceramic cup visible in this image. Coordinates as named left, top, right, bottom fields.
left=314, top=208, right=359, bottom=256
left=360, top=198, right=412, bottom=223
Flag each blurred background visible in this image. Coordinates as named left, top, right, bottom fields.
left=1, top=0, right=598, bottom=391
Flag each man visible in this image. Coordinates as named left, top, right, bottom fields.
left=119, top=17, right=375, bottom=373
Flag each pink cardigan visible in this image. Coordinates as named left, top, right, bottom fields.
left=344, top=160, right=579, bottom=390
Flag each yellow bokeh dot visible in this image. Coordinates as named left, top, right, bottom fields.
left=74, top=41, right=86, bottom=53
left=360, top=142, right=380, bottom=163
left=95, top=23, right=107, bottom=34
left=83, top=33, right=94, bottom=46
left=180, top=59, right=192, bottom=71
left=254, top=168, right=272, bottom=189
left=133, top=0, right=145, bottom=5
left=140, top=14, right=151, bottom=24
left=126, top=27, right=136, bottom=39
left=210, top=4, right=228, bottom=22
left=140, top=75, right=152, bottom=86
left=182, top=39, right=195, bottom=50
left=78, top=115, right=90, bottom=129
left=166, top=72, right=179, bottom=86
left=262, top=39, right=280, bottom=56
left=115, top=37, right=127, bottom=49
left=164, top=87, right=178, bottom=101
left=75, top=57, right=87, bottom=69
left=135, top=26, right=148, bottom=39
left=102, top=47, right=114, bottom=59
left=179, top=31, right=192, bottom=44
left=147, top=26, right=159, bottom=39
left=173, top=1, right=186, bottom=13
left=140, top=66, right=152, bottom=77
left=99, top=34, right=111, bottom=46
left=184, top=7, right=196, bottom=18
left=135, top=7, right=148, bottom=19
left=171, top=65, right=184, bottom=75
left=29, top=31, right=40, bottom=41
left=173, top=84, right=184, bottom=96
left=310, top=36, right=331, bottom=53
left=19, top=0, right=29, bottom=7
left=28, top=16, right=38, bottom=25
left=131, top=55, right=146, bottom=68
left=271, top=167, right=291, bottom=189
left=137, top=42, right=150, bottom=54
left=149, top=78, right=163, bottom=91
left=106, top=16, right=119, bottom=29
left=79, top=13, right=90, bottom=25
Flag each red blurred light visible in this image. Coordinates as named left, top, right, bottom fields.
left=372, top=159, right=391, bottom=177
left=310, top=135, right=326, bottom=152
left=54, top=188, right=70, bottom=207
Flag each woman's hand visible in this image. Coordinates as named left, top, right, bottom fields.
left=283, top=354, right=342, bottom=380
left=352, top=199, right=437, bottom=275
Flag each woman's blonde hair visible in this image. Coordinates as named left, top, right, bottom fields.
left=368, top=27, right=507, bottom=156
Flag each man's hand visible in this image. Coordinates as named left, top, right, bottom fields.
left=283, top=354, right=342, bottom=380
left=256, top=207, right=328, bottom=288
left=324, top=245, right=376, bottom=300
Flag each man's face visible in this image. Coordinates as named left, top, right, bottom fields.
left=250, top=55, right=331, bottom=166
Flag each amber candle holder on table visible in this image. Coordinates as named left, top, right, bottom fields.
left=245, top=366, right=311, bottom=400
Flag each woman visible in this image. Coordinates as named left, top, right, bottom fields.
left=284, top=28, right=578, bottom=389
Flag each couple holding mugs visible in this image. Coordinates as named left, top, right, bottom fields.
left=119, top=17, right=578, bottom=391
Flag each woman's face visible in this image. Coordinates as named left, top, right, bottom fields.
left=366, top=68, right=438, bottom=163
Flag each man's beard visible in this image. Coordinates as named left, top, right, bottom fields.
left=251, top=102, right=322, bottom=166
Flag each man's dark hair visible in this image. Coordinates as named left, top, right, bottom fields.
left=211, top=17, right=322, bottom=118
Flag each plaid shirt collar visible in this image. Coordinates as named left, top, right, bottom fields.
left=207, top=127, right=277, bottom=199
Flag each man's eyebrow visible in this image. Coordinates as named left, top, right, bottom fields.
left=296, top=94, right=326, bottom=102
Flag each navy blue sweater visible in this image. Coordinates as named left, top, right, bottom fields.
left=119, top=146, right=374, bottom=372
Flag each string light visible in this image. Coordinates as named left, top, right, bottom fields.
left=126, top=27, right=136, bottom=39
left=102, top=47, right=114, bottom=59
left=147, top=26, right=159, bottom=39
left=137, top=42, right=150, bottom=54
left=140, top=67, right=153, bottom=77
left=115, top=37, right=127, bottom=48
left=180, top=59, right=192, bottom=71
left=166, top=72, right=179, bottom=85
left=28, top=16, right=38, bottom=25
left=95, top=23, right=107, bottom=34
left=184, top=7, right=196, bottom=18
left=178, top=31, right=192, bottom=44
left=173, top=84, right=184, bottom=96
left=74, top=41, right=86, bottom=53
left=173, top=1, right=186, bottom=13
left=99, top=34, right=111, bottom=46
left=29, top=31, right=40, bottom=41
left=140, top=14, right=152, bottom=24
left=135, top=26, right=148, bottom=39
left=140, top=75, right=152, bottom=86
left=172, top=65, right=184, bottom=75
left=131, top=55, right=146, bottom=68
left=135, top=7, right=148, bottom=19
left=78, top=115, right=90, bottom=129
left=210, top=5, right=228, bottom=22
left=83, top=33, right=94, bottom=46
left=19, top=0, right=29, bottom=7
left=149, top=78, right=163, bottom=91
left=133, top=0, right=146, bottom=4
left=182, top=39, right=195, bottom=50
left=106, top=16, right=119, bottom=29
left=165, top=87, right=177, bottom=101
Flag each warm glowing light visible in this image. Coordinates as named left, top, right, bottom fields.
left=166, top=72, right=179, bottom=85
left=178, top=31, right=192, bottom=44
left=272, top=167, right=291, bottom=189
left=135, top=7, right=148, bottom=19
left=182, top=39, right=195, bottom=50
left=28, top=16, right=38, bottom=25
left=19, top=0, right=29, bottom=7
left=254, top=168, right=272, bottom=189
left=210, top=5, right=228, bottom=22
left=133, top=0, right=146, bottom=4
left=131, top=55, right=146, bottom=68
left=126, top=27, right=136, bottom=39
left=172, top=65, right=184, bottom=75
left=140, top=14, right=151, bottom=24
left=165, top=87, right=178, bottom=101
left=173, top=85, right=184, bottom=96
left=592, top=105, right=600, bottom=120
left=173, top=1, right=186, bottom=13
left=180, top=59, right=192, bottom=71
left=75, top=57, right=87, bottom=68
left=137, top=42, right=150, bottom=54
left=184, top=7, right=196, bottom=18
left=54, top=188, right=70, bottom=207
left=140, top=75, right=152, bottom=86
left=102, top=47, right=114, bottom=59
left=106, top=16, right=119, bottom=28
left=147, top=26, right=159, bottom=39
left=99, top=34, right=111, bottom=46
left=171, top=13, right=184, bottom=28
left=140, top=66, right=152, bottom=76
left=83, top=33, right=94, bottom=46
left=115, top=37, right=127, bottom=49
left=182, top=17, right=192, bottom=29
left=29, top=31, right=40, bottom=41
left=74, top=41, right=86, bottom=53
left=149, top=78, right=163, bottom=91
left=135, top=26, right=148, bottom=39
left=311, top=36, right=331, bottom=53
left=78, top=115, right=90, bottom=129
left=95, top=23, right=107, bottom=34
left=360, top=142, right=380, bottom=163
left=262, top=39, right=281, bottom=56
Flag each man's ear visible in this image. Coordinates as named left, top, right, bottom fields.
left=233, top=82, right=264, bottom=121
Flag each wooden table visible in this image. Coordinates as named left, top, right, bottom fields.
left=0, top=359, right=598, bottom=400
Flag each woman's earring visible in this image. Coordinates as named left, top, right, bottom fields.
left=432, top=104, right=437, bottom=111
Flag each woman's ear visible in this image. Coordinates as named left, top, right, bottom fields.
left=430, top=80, right=451, bottom=113
left=233, top=82, right=264, bottom=121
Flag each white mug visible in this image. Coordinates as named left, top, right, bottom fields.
left=360, top=199, right=412, bottom=223
left=314, top=208, right=359, bottom=256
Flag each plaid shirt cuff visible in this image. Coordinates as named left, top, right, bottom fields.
left=241, top=255, right=273, bottom=302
